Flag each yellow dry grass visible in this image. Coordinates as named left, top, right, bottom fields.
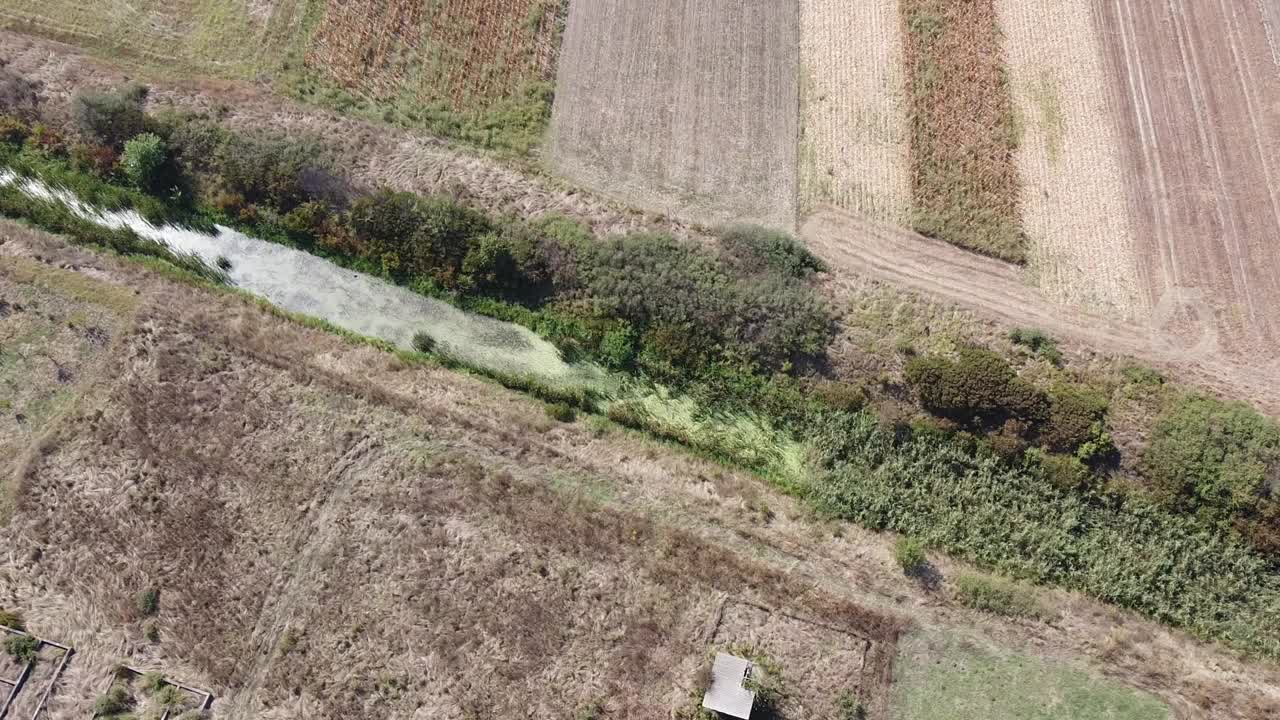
left=798, top=0, right=912, bottom=224
left=997, top=0, right=1145, bottom=318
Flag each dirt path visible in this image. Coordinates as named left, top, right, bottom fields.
left=801, top=206, right=1280, bottom=414
left=1094, top=0, right=1280, bottom=358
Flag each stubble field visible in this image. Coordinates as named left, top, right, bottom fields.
left=996, top=0, right=1144, bottom=317
left=547, top=0, right=799, bottom=229
left=798, top=0, right=911, bottom=225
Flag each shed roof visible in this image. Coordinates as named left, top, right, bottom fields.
left=701, top=652, right=755, bottom=719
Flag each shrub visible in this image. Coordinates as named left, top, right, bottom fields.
left=460, top=226, right=544, bottom=296
left=904, top=346, right=1047, bottom=429
left=1031, top=450, right=1092, bottom=492
left=0, top=608, right=23, bottom=630
left=120, top=132, right=168, bottom=192
left=1039, top=383, right=1109, bottom=455
left=718, top=224, right=826, bottom=278
left=135, top=587, right=160, bottom=617
left=3, top=634, right=38, bottom=665
left=93, top=683, right=134, bottom=716
left=836, top=691, right=867, bottom=720
left=69, top=143, right=119, bottom=177
left=1143, top=395, right=1280, bottom=521
left=0, top=62, right=40, bottom=120
left=139, top=671, right=166, bottom=694
left=0, top=114, right=29, bottom=145
left=581, top=233, right=831, bottom=372
left=1008, top=327, right=1062, bottom=365
left=894, top=536, right=928, bottom=574
left=812, top=380, right=868, bottom=413
left=598, top=324, right=636, bottom=369
left=545, top=402, right=576, bottom=423
left=954, top=573, right=1050, bottom=619
left=72, top=84, right=149, bottom=149
left=412, top=330, right=437, bottom=353
left=154, top=685, right=185, bottom=709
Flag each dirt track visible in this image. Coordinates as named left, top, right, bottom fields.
left=1094, top=0, right=1280, bottom=358
left=801, top=207, right=1280, bottom=415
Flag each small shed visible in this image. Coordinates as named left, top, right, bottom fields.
left=701, top=652, right=755, bottom=719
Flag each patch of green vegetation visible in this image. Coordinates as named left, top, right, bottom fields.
left=890, top=631, right=1169, bottom=720
left=810, top=411, right=1280, bottom=658
left=1030, top=69, right=1066, bottom=162
left=0, top=609, right=24, bottom=630
left=894, top=536, right=928, bottom=574
left=1009, top=327, right=1062, bottom=366
left=3, top=633, right=39, bottom=665
left=954, top=573, right=1052, bottom=621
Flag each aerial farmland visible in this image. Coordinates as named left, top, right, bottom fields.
left=2, top=2, right=1280, bottom=719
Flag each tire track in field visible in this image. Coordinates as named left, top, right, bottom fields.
left=801, top=206, right=1280, bottom=415
left=1093, top=0, right=1280, bottom=358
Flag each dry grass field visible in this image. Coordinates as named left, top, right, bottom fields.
left=0, top=0, right=313, bottom=78
left=996, top=0, right=1144, bottom=318
left=547, top=0, right=799, bottom=229
left=900, top=0, right=1025, bottom=261
left=1093, top=0, right=1280, bottom=360
left=798, top=0, right=911, bottom=225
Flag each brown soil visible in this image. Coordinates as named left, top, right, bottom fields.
left=547, top=0, right=799, bottom=230
left=1093, top=0, right=1280, bottom=360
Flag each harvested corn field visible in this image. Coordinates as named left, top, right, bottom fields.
left=548, top=0, right=799, bottom=229
left=305, top=0, right=564, bottom=110
left=997, top=0, right=1143, bottom=317
left=902, top=0, right=1025, bottom=261
left=1094, top=0, right=1280, bottom=359
left=798, top=0, right=911, bottom=224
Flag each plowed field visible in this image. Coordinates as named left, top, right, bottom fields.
left=1095, top=0, right=1280, bottom=357
left=547, top=0, right=799, bottom=229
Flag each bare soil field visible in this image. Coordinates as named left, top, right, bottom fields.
left=798, top=0, right=911, bottom=225
left=547, top=0, right=799, bottom=230
left=1093, top=0, right=1280, bottom=358
left=4, top=226, right=1279, bottom=718
left=900, top=0, right=1025, bottom=261
left=996, top=0, right=1145, bottom=318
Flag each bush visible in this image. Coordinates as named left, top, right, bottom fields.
left=72, top=84, right=149, bottom=149
left=581, top=233, right=832, bottom=372
left=954, top=573, right=1050, bottom=619
left=718, top=224, right=826, bottom=278
left=0, top=62, right=40, bottom=120
left=0, top=608, right=23, bottom=630
left=1031, top=450, right=1092, bottom=492
left=135, top=587, right=160, bottom=617
left=120, top=132, right=168, bottom=192
left=3, top=634, right=38, bottom=665
left=411, top=332, right=435, bottom=354
left=93, top=683, right=135, bottom=716
left=1039, top=383, right=1109, bottom=455
left=545, top=402, right=576, bottom=423
left=904, top=346, right=1047, bottom=429
left=598, top=324, right=636, bottom=369
left=1143, top=395, right=1280, bottom=521
left=894, top=536, right=928, bottom=574
left=0, top=114, right=29, bottom=145
left=1008, top=327, right=1062, bottom=365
